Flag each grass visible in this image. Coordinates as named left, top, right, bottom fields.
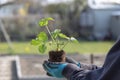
left=0, top=41, right=115, bottom=55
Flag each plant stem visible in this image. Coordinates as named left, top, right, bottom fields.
left=56, top=40, right=60, bottom=51
left=45, top=25, right=55, bottom=42
left=46, top=25, right=59, bottom=50
left=61, top=40, right=70, bottom=50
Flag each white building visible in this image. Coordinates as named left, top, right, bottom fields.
left=80, top=0, right=120, bottom=40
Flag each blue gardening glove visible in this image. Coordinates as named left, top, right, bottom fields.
left=45, top=57, right=81, bottom=77
left=66, top=57, right=81, bottom=67
left=43, top=61, right=68, bottom=78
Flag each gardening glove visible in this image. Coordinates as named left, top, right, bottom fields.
left=46, top=57, right=80, bottom=77
left=66, top=57, right=81, bottom=67
left=43, top=60, right=68, bottom=78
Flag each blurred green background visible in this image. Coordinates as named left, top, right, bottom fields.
left=0, top=0, right=117, bottom=55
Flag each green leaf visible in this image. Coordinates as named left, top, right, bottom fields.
left=31, top=39, right=40, bottom=46
left=39, top=17, right=54, bottom=27
left=45, top=17, right=54, bottom=21
left=39, top=19, right=48, bottom=27
left=70, top=37, right=79, bottom=43
left=52, top=29, right=61, bottom=39
left=38, top=44, right=47, bottom=53
left=59, top=33, right=70, bottom=40
left=54, top=29, right=61, bottom=33
left=37, top=32, right=48, bottom=42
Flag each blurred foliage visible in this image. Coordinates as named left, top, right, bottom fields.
left=44, top=0, right=87, bottom=37
left=0, top=0, right=87, bottom=41
left=0, top=0, right=44, bottom=41
left=0, top=41, right=114, bottom=54
left=0, top=18, right=40, bottom=41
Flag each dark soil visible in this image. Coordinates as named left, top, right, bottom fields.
left=49, top=50, right=66, bottom=62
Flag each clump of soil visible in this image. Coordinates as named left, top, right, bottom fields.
left=48, top=50, right=66, bottom=62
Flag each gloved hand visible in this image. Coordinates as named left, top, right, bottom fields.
left=46, top=57, right=81, bottom=77
left=66, top=57, right=81, bottom=67
left=43, top=60, right=68, bottom=78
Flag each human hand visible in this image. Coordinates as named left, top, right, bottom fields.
left=66, top=57, right=81, bottom=67
left=45, top=57, right=80, bottom=77
left=43, top=61, right=68, bottom=78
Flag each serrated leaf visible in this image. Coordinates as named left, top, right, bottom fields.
left=39, top=17, right=54, bottom=27
left=31, top=39, right=40, bottom=45
left=59, top=33, right=70, bottom=40
left=38, top=44, right=47, bottom=53
left=37, top=32, right=48, bottom=42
